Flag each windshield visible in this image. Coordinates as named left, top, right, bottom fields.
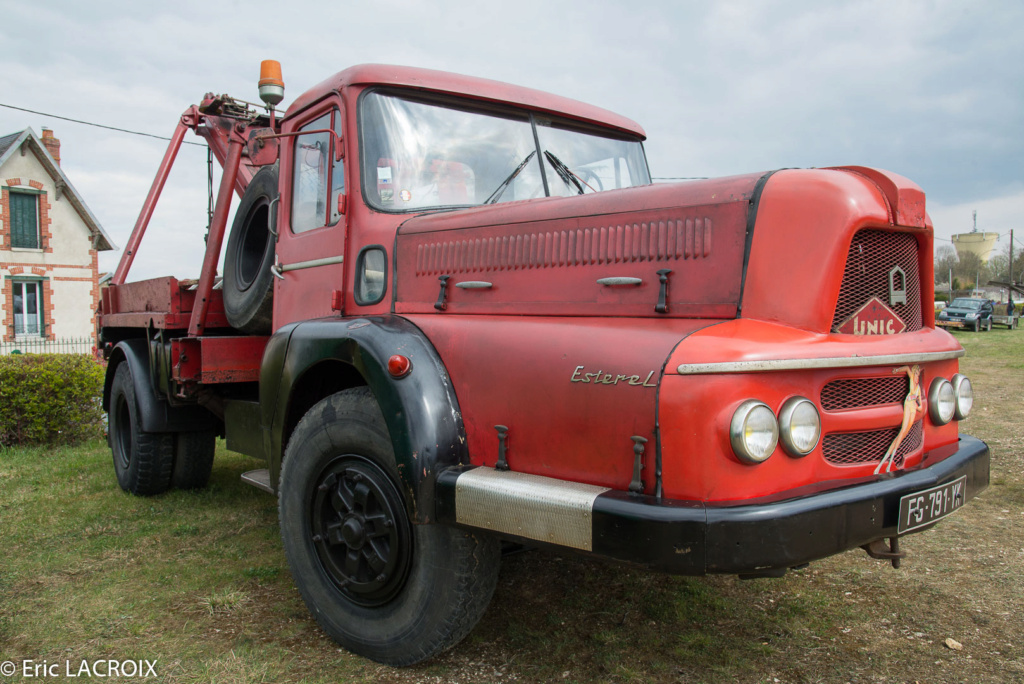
left=950, top=299, right=984, bottom=310
left=359, top=92, right=650, bottom=212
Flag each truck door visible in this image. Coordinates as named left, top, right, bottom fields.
left=273, top=101, right=347, bottom=329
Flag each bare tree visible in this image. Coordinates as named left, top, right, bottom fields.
left=934, top=244, right=958, bottom=286
left=986, top=243, right=1024, bottom=283
left=953, top=250, right=987, bottom=289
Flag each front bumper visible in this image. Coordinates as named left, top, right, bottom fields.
left=435, top=435, right=989, bottom=575
left=936, top=319, right=970, bottom=329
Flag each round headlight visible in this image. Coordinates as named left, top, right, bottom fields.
left=778, top=396, right=821, bottom=457
left=928, top=378, right=956, bottom=425
left=951, top=373, right=973, bottom=420
left=730, top=400, right=779, bottom=464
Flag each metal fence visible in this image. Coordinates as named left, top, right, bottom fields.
left=0, top=336, right=96, bottom=356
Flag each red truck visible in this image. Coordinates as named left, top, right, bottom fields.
left=98, top=61, right=989, bottom=666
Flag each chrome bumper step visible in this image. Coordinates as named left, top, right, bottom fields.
left=452, top=467, right=609, bottom=551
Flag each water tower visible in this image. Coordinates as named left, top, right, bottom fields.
left=952, top=210, right=998, bottom=263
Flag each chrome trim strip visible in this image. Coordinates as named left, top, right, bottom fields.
left=278, top=255, right=345, bottom=273
left=675, top=349, right=965, bottom=375
left=597, top=276, right=643, bottom=286
left=455, top=467, right=609, bottom=551
left=455, top=281, right=493, bottom=289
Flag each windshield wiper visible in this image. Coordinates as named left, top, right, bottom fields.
left=484, top=151, right=536, bottom=204
left=544, top=151, right=584, bottom=195
left=544, top=151, right=595, bottom=195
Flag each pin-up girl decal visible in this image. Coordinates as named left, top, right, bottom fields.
left=875, top=365, right=924, bottom=474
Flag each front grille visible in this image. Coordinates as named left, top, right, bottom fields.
left=821, top=376, right=909, bottom=411
left=822, top=421, right=923, bottom=467
left=832, top=230, right=922, bottom=333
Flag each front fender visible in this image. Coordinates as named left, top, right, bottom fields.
left=262, top=315, right=467, bottom=523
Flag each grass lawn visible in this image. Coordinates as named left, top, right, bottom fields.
left=1, top=327, right=1021, bottom=683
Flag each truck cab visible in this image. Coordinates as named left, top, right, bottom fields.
left=98, top=63, right=989, bottom=667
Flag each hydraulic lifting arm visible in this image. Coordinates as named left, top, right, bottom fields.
left=108, top=96, right=274, bottom=338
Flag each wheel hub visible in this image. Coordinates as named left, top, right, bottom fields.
left=339, top=515, right=366, bottom=548
left=310, top=456, right=412, bottom=606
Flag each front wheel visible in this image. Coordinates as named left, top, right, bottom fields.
left=278, top=388, right=500, bottom=666
left=973, top=320, right=980, bottom=332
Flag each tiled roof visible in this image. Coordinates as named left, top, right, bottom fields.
left=0, top=128, right=115, bottom=250
left=0, top=131, right=22, bottom=158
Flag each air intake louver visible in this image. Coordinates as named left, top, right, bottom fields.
left=821, top=376, right=909, bottom=412
left=822, top=421, right=923, bottom=467
left=832, top=230, right=922, bottom=333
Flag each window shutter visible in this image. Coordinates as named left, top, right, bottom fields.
left=34, top=281, right=44, bottom=336
left=10, top=192, right=39, bottom=249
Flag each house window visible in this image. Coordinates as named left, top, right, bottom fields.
left=12, top=280, right=44, bottom=336
left=9, top=191, right=40, bottom=249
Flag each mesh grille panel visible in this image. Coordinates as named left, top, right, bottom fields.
left=821, top=376, right=909, bottom=411
left=832, top=230, right=922, bottom=332
left=822, top=421, right=923, bottom=467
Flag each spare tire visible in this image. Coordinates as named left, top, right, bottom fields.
left=223, top=163, right=278, bottom=334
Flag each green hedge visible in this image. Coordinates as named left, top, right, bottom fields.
left=0, top=354, right=105, bottom=447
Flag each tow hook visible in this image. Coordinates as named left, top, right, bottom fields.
left=861, top=537, right=906, bottom=569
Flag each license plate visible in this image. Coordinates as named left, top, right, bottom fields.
left=898, top=476, right=967, bottom=534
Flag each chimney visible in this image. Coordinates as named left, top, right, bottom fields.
left=41, top=127, right=61, bottom=166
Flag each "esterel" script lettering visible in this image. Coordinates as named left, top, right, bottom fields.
left=570, top=365, right=657, bottom=387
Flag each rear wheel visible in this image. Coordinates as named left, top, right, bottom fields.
left=109, top=363, right=174, bottom=496
left=172, top=430, right=216, bottom=490
left=278, top=388, right=500, bottom=666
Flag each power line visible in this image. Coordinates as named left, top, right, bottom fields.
left=0, top=103, right=206, bottom=147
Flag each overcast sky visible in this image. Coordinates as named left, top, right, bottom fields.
left=1, top=0, right=1021, bottom=280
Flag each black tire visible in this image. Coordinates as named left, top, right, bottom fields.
left=172, top=430, right=216, bottom=490
left=109, top=363, right=174, bottom=496
left=223, top=163, right=278, bottom=334
left=278, top=388, right=500, bottom=666
left=973, top=320, right=980, bottom=332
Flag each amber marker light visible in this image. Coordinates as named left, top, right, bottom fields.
left=258, top=60, right=285, bottom=107
left=388, top=355, right=412, bottom=378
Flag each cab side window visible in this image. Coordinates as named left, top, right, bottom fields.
left=291, top=109, right=344, bottom=233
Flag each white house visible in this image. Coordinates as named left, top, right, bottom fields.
left=0, top=127, right=115, bottom=350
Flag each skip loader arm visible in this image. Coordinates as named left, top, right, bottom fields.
left=108, top=95, right=277, bottom=336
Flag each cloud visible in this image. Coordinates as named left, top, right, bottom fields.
left=929, top=187, right=1024, bottom=255
left=1, top=0, right=1020, bottom=281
